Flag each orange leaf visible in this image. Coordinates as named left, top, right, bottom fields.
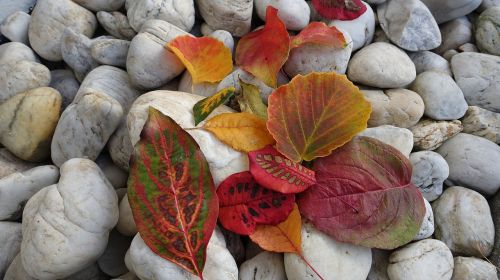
left=168, top=35, right=233, bottom=84
left=250, top=204, right=302, bottom=253
left=203, top=112, right=275, bottom=152
left=235, top=7, right=290, bottom=88
left=267, top=72, right=371, bottom=162
left=290, top=22, right=347, bottom=49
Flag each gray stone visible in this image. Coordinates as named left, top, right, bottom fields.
left=436, top=133, right=500, bottom=196
left=91, top=39, right=130, bottom=68
left=0, top=0, right=35, bottom=24
left=97, top=230, right=132, bottom=277
left=255, top=0, right=309, bottom=31
left=489, top=191, right=500, bottom=279
left=411, top=71, right=468, bottom=120
left=126, top=0, right=195, bottom=32
left=0, top=149, right=36, bottom=179
left=443, top=49, right=459, bottom=61
left=451, top=257, right=498, bottom=280
left=61, top=28, right=99, bottom=81
left=410, top=151, right=449, bottom=202
left=420, top=0, right=482, bottom=24
left=476, top=7, right=500, bottom=56
left=0, top=222, right=22, bottom=278
left=197, top=0, right=253, bottom=37
left=328, top=2, right=375, bottom=51
left=414, top=199, right=435, bottom=240
left=462, top=106, right=500, bottom=144
left=72, top=0, right=125, bottom=12
left=434, top=17, right=472, bottom=54
left=358, top=125, right=414, bottom=157
left=378, top=0, right=441, bottom=51
left=107, top=120, right=133, bottom=171
left=49, top=70, right=80, bottom=109
left=0, top=11, right=30, bottom=44
left=432, top=186, right=495, bottom=257
left=96, top=154, right=128, bottom=190
left=239, top=252, right=286, bottom=280
left=0, top=42, right=38, bottom=64
left=408, top=51, right=451, bottom=76
left=97, top=11, right=136, bottom=40
left=0, top=60, right=51, bottom=103
left=367, top=249, right=390, bottom=280
left=410, top=119, right=463, bottom=151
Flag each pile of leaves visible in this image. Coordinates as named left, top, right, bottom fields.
left=127, top=6, right=425, bottom=280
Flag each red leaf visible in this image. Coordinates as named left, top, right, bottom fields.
left=298, top=136, right=426, bottom=249
left=290, top=22, right=347, bottom=49
left=312, top=0, right=367, bottom=20
left=217, top=171, right=295, bottom=235
left=128, top=108, right=218, bottom=278
left=235, top=6, right=290, bottom=88
left=249, top=146, right=316, bottom=194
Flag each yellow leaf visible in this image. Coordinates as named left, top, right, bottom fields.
left=203, top=112, right=275, bottom=152
left=237, top=80, right=268, bottom=120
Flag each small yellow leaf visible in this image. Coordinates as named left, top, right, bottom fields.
left=237, top=80, right=268, bottom=120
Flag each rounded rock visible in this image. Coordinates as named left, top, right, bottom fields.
left=0, top=60, right=51, bottom=103
left=0, top=42, right=38, bottom=64
left=420, top=0, right=482, bottom=24
left=476, top=7, right=500, bottom=56
left=49, top=70, right=80, bottom=110
left=462, top=106, right=500, bottom=144
left=197, top=0, right=253, bottom=37
left=72, top=0, right=125, bottom=12
left=451, top=257, right=498, bottom=280
left=255, top=0, right=310, bottom=31
left=126, top=0, right=195, bottom=32
left=60, top=28, right=99, bottom=81
left=116, top=195, right=137, bottom=236
left=410, top=119, right=463, bottom=151
left=239, top=252, right=286, bottom=280
left=96, top=11, right=136, bottom=40
left=0, top=11, right=30, bottom=45
left=408, top=51, right=451, bottom=76
left=434, top=17, right=472, bottom=54
left=90, top=39, right=130, bottom=68
left=414, top=199, right=435, bottom=240
left=358, top=125, right=414, bottom=157
left=0, top=222, right=22, bottom=278
left=410, top=151, right=449, bottom=202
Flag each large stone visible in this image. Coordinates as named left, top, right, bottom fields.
left=410, top=119, right=463, bottom=151
left=434, top=17, right=472, bottom=54
left=476, top=7, right=500, bottom=56
left=49, top=70, right=80, bottom=110
left=97, top=11, right=136, bottom=40
left=197, top=0, right=253, bottom=37
left=0, top=222, right=22, bottom=278
left=126, top=0, right=195, bottom=32
left=451, top=257, right=498, bottom=280
left=410, top=151, right=449, bottom=202
left=436, top=133, right=500, bottom=196
left=462, top=106, right=500, bottom=144
left=90, top=39, right=130, bottom=68
left=239, top=252, right=286, bottom=280
left=420, top=0, right=482, bottom=24
left=432, top=186, right=495, bottom=257
left=408, top=51, right=451, bottom=76
left=358, top=125, right=414, bottom=157
left=255, top=0, right=309, bottom=31
left=0, top=11, right=30, bottom=44
left=0, top=60, right=51, bottom=103
left=72, top=0, right=124, bottom=12
left=60, top=28, right=99, bottom=81
left=0, top=42, right=38, bottom=64
left=347, top=42, right=416, bottom=88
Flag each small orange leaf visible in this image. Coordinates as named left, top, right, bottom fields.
left=250, top=204, right=302, bottom=253
left=168, top=35, right=233, bottom=84
left=290, top=22, right=347, bottom=49
left=235, top=6, right=290, bottom=88
left=203, top=112, right=275, bottom=152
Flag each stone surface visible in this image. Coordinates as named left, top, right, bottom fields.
left=0, top=11, right=30, bottom=44
left=476, top=7, right=500, bottom=56
left=116, top=195, right=137, bottom=236
left=49, top=70, right=80, bottom=110
left=197, top=0, right=253, bottom=37
left=410, top=119, right=463, bottom=151
left=367, top=249, right=390, bottom=280
left=432, top=186, right=495, bottom=257
left=96, top=154, right=128, bottom=190
left=178, top=71, right=219, bottom=97
left=420, top=0, right=482, bottom=24
left=434, top=17, right=472, bottom=54
left=451, top=52, right=500, bottom=113
left=61, top=28, right=99, bottom=81
left=239, top=252, right=286, bottom=280
left=209, top=30, right=235, bottom=52
left=72, top=0, right=125, bottom=12
left=411, top=71, right=468, bottom=120
left=410, top=151, right=449, bottom=202
left=3, top=254, right=35, bottom=280
left=437, top=133, right=500, bottom=196
left=255, top=0, right=309, bottom=31
left=361, top=88, right=424, bottom=128
left=0, top=148, right=36, bottom=179
left=387, top=239, right=454, bottom=280
left=347, top=42, right=416, bottom=88
left=443, top=49, right=459, bottom=61
left=126, top=0, right=195, bottom=32
left=0, top=0, right=36, bottom=24
left=451, top=257, right=498, bottom=280
left=0, top=87, right=61, bottom=162
left=20, top=158, right=118, bottom=279
left=462, top=106, right=500, bottom=144
left=284, top=222, right=372, bottom=280
left=358, top=125, right=414, bottom=157
left=108, top=120, right=134, bottom=171
left=457, top=42, right=479, bottom=52
left=90, top=39, right=130, bottom=68
left=408, top=51, right=451, bottom=76
left=414, top=199, right=435, bottom=240
left=97, top=230, right=132, bottom=277
left=0, top=42, right=38, bottom=64
left=0, top=60, right=51, bottom=103
left=479, top=0, right=500, bottom=11
left=0, top=222, right=22, bottom=278
left=0, top=165, right=59, bottom=220
left=490, top=191, right=500, bottom=279
left=28, top=0, right=97, bottom=61
left=97, top=11, right=136, bottom=40
left=378, top=0, right=441, bottom=51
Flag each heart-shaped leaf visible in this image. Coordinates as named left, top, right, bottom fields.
left=312, top=0, right=367, bottom=20
left=235, top=6, right=290, bottom=88
left=217, top=171, right=295, bottom=235
left=193, top=87, right=235, bottom=125
left=298, top=136, right=426, bottom=249
left=167, top=35, right=233, bottom=83
left=249, top=146, right=316, bottom=194
left=128, top=107, right=218, bottom=278
left=290, top=22, right=347, bottom=49
left=237, top=79, right=268, bottom=120
left=267, top=72, right=371, bottom=162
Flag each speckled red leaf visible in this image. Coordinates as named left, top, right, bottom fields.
left=235, top=6, right=289, bottom=88
left=298, top=136, right=426, bottom=249
left=290, top=22, right=347, bottom=49
left=128, top=107, right=218, bottom=278
left=249, top=146, right=316, bottom=194
left=312, top=0, right=367, bottom=20
left=217, top=171, right=295, bottom=235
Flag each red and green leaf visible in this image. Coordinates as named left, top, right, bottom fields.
left=249, top=146, right=316, bottom=194
left=217, top=171, right=295, bottom=235
left=128, top=107, right=218, bottom=278
left=267, top=72, right=371, bottom=162
left=193, top=87, right=235, bottom=125
left=235, top=6, right=290, bottom=88
left=312, top=0, right=367, bottom=20
left=298, top=136, right=426, bottom=249
left=290, top=22, right=347, bottom=49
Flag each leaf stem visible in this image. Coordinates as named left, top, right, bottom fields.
left=298, top=252, right=325, bottom=280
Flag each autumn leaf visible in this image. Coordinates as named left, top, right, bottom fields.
left=217, top=171, right=295, bottom=235
left=298, top=136, right=426, bottom=249
left=290, top=22, right=347, bottom=49
left=235, top=6, right=289, bottom=88
left=167, top=35, right=233, bottom=84
left=249, top=146, right=316, bottom=194
left=128, top=107, right=218, bottom=278
left=312, top=0, right=367, bottom=20
left=267, top=72, right=371, bottom=162
left=193, top=87, right=235, bottom=125
left=203, top=112, right=275, bottom=152
left=237, top=79, right=268, bottom=120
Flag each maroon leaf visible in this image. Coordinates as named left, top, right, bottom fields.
left=312, top=0, right=367, bottom=20
left=217, top=171, right=295, bottom=235
left=249, top=146, right=316, bottom=194
left=298, top=136, right=426, bottom=249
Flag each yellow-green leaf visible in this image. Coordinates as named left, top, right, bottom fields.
left=237, top=79, right=268, bottom=120
left=193, top=87, right=235, bottom=125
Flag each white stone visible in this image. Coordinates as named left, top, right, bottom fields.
left=255, top=0, right=310, bottom=31
left=432, top=186, right=495, bottom=257
left=240, top=252, right=286, bottom=280
left=358, top=125, right=414, bottom=157
left=20, top=158, right=118, bottom=279
left=178, top=71, right=219, bottom=97
left=126, top=0, right=195, bottom=32
left=209, top=30, right=234, bottom=52
left=414, top=199, right=435, bottom=240
left=452, top=257, right=498, bottom=280
left=457, top=42, right=478, bottom=52
left=116, top=195, right=137, bottom=236
left=108, top=120, right=134, bottom=171
left=28, top=0, right=97, bottom=61
left=91, top=38, right=130, bottom=68
left=387, top=239, right=454, bottom=280
left=197, top=0, right=253, bottom=37
left=462, top=106, right=500, bottom=144
left=97, top=11, right=136, bottom=40
left=420, top=0, right=482, bottom=24
left=0, top=11, right=30, bottom=44
left=49, top=69, right=80, bottom=109
left=0, top=222, right=22, bottom=278
left=410, top=151, right=449, bottom=202
left=408, top=51, right=451, bottom=76
left=347, top=42, right=416, bottom=88
left=476, top=7, right=500, bottom=56
left=284, top=222, right=372, bottom=280
left=0, top=42, right=38, bottom=64
left=0, top=0, right=35, bottom=24
left=0, top=60, right=50, bottom=103
left=60, top=28, right=99, bottom=81
left=3, top=254, right=35, bottom=280
left=434, top=17, right=472, bottom=54
left=72, top=0, right=125, bottom=12
left=410, top=119, right=463, bottom=151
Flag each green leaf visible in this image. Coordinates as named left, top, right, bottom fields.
left=237, top=79, right=268, bottom=120
left=193, top=87, right=235, bottom=125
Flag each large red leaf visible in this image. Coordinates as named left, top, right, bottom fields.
left=249, top=146, right=316, bottom=194
left=312, top=0, right=367, bottom=20
left=235, top=6, right=289, bottom=88
left=298, top=136, right=426, bottom=249
left=290, top=22, right=347, bottom=49
left=217, top=171, right=295, bottom=235
left=128, top=107, right=218, bottom=278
